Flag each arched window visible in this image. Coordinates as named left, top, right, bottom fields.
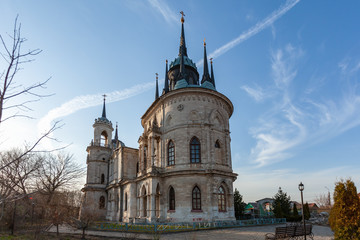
left=100, top=131, right=108, bottom=146
left=99, top=196, right=105, bottom=209
left=215, top=140, right=221, bottom=148
left=169, top=187, right=175, bottom=210
left=190, top=137, right=201, bottom=163
left=218, top=186, right=226, bottom=211
left=101, top=174, right=105, bottom=184
left=192, top=186, right=201, bottom=210
left=124, top=193, right=128, bottom=211
left=168, top=140, right=175, bottom=166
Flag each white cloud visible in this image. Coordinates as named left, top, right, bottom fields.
left=241, top=85, right=265, bottom=102
left=37, top=82, right=154, bottom=149
left=147, top=0, right=177, bottom=25
left=249, top=45, right=306, bottom=167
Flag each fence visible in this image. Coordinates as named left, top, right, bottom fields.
left=92, top=218, right=286, bottom=233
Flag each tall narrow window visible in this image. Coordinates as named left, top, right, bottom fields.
left=190, top=137, right=201, bottom=163
left=143, top=146, right=147, bottom=170
left=124, top=193, right=128, bottom=211
left=136, top=162, right=139, bottom=173
left=168, top=140, right=175, bottom=166
left=218, top=186, right=226, bottom=211
left=169, top=187, right=175, bottom=210
left=99, top=196, right=105, bottom=209
left=101, top=174, right=105, bottom=184
left=192, top=186, right=201, bottom=210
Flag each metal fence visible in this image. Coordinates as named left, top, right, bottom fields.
left=92, top=218, right=286, bottom=233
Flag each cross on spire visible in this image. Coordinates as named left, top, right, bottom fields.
left=180, top=11, right=185, bottom=23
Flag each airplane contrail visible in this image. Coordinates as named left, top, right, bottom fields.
left=197, top=0, right=300, bottom=66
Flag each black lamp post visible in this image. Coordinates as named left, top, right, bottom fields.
left=298, top=182, right=306, bottom=240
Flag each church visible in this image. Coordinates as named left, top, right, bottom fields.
left=81, top=14, right=238, bottom=223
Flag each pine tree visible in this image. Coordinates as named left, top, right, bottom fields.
left=233, top=188, right=246, bottom=220
left=272, top=187, right=291, bottom=218
left=329, top=179, right=360, bottom=239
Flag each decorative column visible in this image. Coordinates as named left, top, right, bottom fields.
left=150, top=193, right=156, bottom=220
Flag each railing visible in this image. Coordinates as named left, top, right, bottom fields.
left=92, top=218, right=286, bottom=233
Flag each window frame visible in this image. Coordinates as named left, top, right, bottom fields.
left=192, top=186, right=201, bottom=210
left=190, top=137, right=201, bottom=163
left=169, top=187, right=175, bottom=210
left=168, top=140, right=175, bottom=166
left=218, top=186, right=226, bottom=212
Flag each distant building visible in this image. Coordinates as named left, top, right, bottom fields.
left=80, top=15, right=238, bottom=223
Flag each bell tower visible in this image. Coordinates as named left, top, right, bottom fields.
left=81, top=95, right=114, bottom=219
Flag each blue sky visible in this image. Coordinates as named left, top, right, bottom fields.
left=1, top=0, right=360, bottom=203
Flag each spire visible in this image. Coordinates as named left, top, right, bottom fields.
left=178, top=11, right=187, bottom=80
left=201, top=40, right=211, bottom=84
left=179, top=11, right=187, bottom=57
left=210, top=58, right=216, bottom=88
left=155, top=73, right=159, bottom=100
left=102, top=94, right=107, bottom=118
left=114, top=122, right=118, bottom=141
left=163, top=60, right=169, bottom=93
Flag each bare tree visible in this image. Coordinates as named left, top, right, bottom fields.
left=0, top=16, right=51, bottom=124
left=36, top=153, right=85, bottom=203
left=314, top=193, right=331, bottom=209
left=0, top=16, right=63, bottom=172
left=0, top=149, right=42, bottom=200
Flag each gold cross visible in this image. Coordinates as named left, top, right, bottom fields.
left=180, top=11, right=185, bottom=23
left=210, top=58, right=213, bottom=64
left=156, top=73, right=158, bottom=80
left=102, top=94, right=107, bottom=101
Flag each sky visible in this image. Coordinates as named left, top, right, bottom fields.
left=1, top=0, right=360, bottom=204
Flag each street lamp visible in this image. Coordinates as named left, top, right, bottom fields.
left=298, top=182, right=306, bottom=240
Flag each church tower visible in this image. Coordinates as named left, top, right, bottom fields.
left=82, top=96, right=113, bottom=219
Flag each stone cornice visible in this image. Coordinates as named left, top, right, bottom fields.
left=141, top=87, right=233, bottom=127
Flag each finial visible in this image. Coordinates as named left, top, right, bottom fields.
left=180, top=11, right=185, bottom=23
left=204, top=38, right=206, bottom=46
left=210, top=57, right=213, bottom=64
left=155, top=73, right=159, bottom=100
left=166, top=59, right=168, bottom=64
left=101, top=94, right=107, bottom=118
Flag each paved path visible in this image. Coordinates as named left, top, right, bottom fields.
left=48, top=224, right=334, bottom=240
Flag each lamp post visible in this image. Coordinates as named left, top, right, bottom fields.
left=298, top=182, right=306, bottom=240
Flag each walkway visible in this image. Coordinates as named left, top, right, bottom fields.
left=48, top=224, right=334, bottom=240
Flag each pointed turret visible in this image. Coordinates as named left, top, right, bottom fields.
left=163, top=60, right=169, bottom=94
left=102, top=94, right=107, bottom=118
left=114, top=122, right=118, bottom=142
left=210, top=58, right=216, bottom=88
left=178, top=11, right=187, bottom=80
left=155, top=73, right=159, bottom=100
left=201, top=40, right=211, bottom=84
left=179, top=11, right=187, bottom=57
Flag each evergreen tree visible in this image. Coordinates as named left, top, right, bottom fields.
left=292, top=203, right=299, bottom=217
left=272, top=187, right=291, bottom=218
left=304, top=202, right=310, bottom=220
left=233, top=188, right=246, bottom=220
left=329, top=179, right=360, bottom=239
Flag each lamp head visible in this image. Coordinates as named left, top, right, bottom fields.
left=298, top=182, right=304, bottom=191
